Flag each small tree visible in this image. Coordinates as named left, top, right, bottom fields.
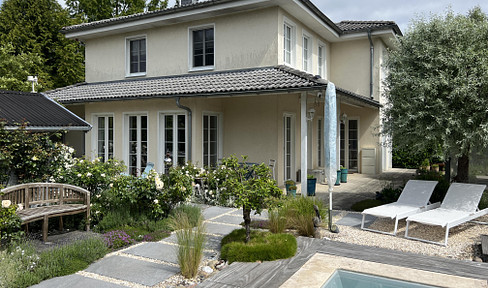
left=218, top=156, right=282, bottom=243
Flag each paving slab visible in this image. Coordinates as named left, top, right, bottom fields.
left=230, top=209, right=268, bottom=219
left=162, top=233, right=223, bottom=251
left=124, top=242, right=179, bottom=264
left=30, top=274, right=124, bottom=288
left=203, top=206, right=236, bottom=220
left=211, top=214, right=244, bottom=225
left=85, top=255, right=179, bottom=286
left=205, top=222, right=241, bottom=235
left=335, top=213, right=376, bottom=228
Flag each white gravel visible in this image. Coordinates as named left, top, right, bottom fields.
left=321, top=211, right=488, bottom=261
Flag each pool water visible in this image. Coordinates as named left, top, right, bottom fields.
left=322, top=270, right=439, bottom=288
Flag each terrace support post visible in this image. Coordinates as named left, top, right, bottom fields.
left=43, top=215, right=49, bottom=242
left=300, top=92, right=308, bottom=197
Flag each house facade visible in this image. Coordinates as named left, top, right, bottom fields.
left=47, top=0, right=401, bottom=187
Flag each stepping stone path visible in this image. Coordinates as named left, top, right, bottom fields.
left=31, top=205, right=267, bottom=288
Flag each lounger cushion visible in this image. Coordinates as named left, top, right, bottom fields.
left=363, top=203, right=422, bottom=219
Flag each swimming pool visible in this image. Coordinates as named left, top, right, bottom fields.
left=322, top=269, right=438, bottom=288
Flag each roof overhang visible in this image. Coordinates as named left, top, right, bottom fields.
left=3, top=125, right=92, bottom=131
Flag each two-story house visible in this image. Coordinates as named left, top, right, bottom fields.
left=47, top=0, right=401, bottom=187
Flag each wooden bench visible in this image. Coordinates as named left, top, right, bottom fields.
left=1, top=183, right=90, bottom=242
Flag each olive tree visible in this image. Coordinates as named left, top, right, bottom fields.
left=218, top=156, right=282, bottom=243
left=382, top=7, right=488, bottom=182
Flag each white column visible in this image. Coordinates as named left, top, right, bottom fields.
left=300, top=92, right=308, bottom=197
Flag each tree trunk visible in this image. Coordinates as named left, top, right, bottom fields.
left=455, top=154, right=470, bottom=183
left=243, top=207, right=251, bottom=243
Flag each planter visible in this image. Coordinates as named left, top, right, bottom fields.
left=340, top=168, right=348, bottom=183
left=287, top=189, right=296, bottom=197
left=335, top=170, right=341, bottom=186
left=307, top=178, right=316, bottom=196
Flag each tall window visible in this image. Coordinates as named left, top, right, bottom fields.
left=162, top=114, right=187, bottom=171
left=127, top=37, right=146, bottom=75
left=97, top=116, right=113, bottom=162
left=284, top=23, right=293, bottom=65
left=303, top=35, right=311, bottom=72
left=203, top=114, right=219, bottom=167
left=127, top=115, right=147, bottom=176
left=318, top=118, right=323, bottom=167
left=318, top=44, right=325, bottom=78
left=192, top=27, right=214, bottom=68
left=283, top=114, right=295, bottom=181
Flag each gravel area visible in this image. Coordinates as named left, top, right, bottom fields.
left=321, top=211, right=488, bottom=261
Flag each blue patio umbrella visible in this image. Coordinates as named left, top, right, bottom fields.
left=324, top=82, right=338, bottom=232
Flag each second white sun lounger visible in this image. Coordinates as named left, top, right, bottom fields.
left=361, top=180, right=439, bottom=235
left=405, top=183, right=487, bottom=246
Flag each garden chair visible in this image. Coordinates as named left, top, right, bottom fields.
left=405, top=183, right=487, bottom=246
left=361, top=180, right=439, bottom=235
left=141, top=162, right=155, bottom=179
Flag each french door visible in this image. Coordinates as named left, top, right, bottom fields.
left=161, top=113, right=187, bottom=172
left=127, top=114, right=147, bottom=176
left=283, top=114, right=295, bottom=181
left=340, top=119, right=358, bottom=172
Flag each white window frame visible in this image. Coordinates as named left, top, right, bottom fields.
left=92, top=113, right=114, bottom=162
left=283, top=113, right=296, bottom=182
left=202, top=112, right=223, bottom=167
left=159, top=111, right=188, bottom=173
left=318, top=42, right=326, bottom=78
left=123, top=112, right=148, bottom=176
left=125, top=35, right=147, bottom=78
left=188, top=24, right=215, bottom=72
left=283, top=18, right=296, bottom=67
left=302, top=31, right=312, bottom=72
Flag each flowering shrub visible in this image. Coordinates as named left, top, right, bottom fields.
left=103, top=230, right=135, bottom=250
left=0, top=199, right=23, bottom=245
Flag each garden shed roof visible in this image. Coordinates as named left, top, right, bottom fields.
left=0, top=90, right=92, bottom=131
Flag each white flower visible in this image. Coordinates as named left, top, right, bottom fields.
left=49, top=176, right=55, bottom=183
left=77, top=173, right=82, bottom=177
left=2, top=200, right=11, bottom=208
left=109, top=183, right=113, bottom=188
left=96, top=194, right=101, bottom=198
left=101, top=173, right=106, bottom=177
left=86, top=172, right=92, bottom=177
left=181, top=186, right=187, bottom=192
left=209, top=191, right=213, bottom=195
left=31, top=156, right=38, bottom=161
left=154, top=199, right=159, bottom=204
left=16, top=204, right=23, bottom=211
left=68, top=147, right=75, bottom=154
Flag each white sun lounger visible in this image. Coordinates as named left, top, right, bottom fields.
left=361, top=180, right=439, bottom=235
left=405, top=183, right=487, bottom=246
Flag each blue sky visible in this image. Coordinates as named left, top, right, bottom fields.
left=0, top=0, right=487, bottom=33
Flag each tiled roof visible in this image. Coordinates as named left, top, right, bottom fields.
left=46, top=66, right=328, bottom=104
left=0, top=90, right=91, bottom=131
left=336, top=21, right=402, bottom=36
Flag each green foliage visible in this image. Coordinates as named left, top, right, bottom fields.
left=0, top=238, right=107, bottom=288
left=0, top=0, right=85, bottom=90
left=280, top=196, right=328, bottom=236
left=169, top=209, right=205, bottom=279
left=379, top=185, right=403, bottom=204
left=170, top=204, right=202, bottom=228
left=267, top=208, right=286, bottom=234
left=0, top=122, right=65, bottom=184
left=0, top=200, right=23, bottom=246
left=479, top=191, right=488, bottom=210
left=351, top=199, right=384, bottom=212
left=66, top=0, right=168, bottom=22
left=382, top=7, right=488, bottom=179
left=220, top=229, right=297, bottom=264
left=415, top=170, right=450, bottom=203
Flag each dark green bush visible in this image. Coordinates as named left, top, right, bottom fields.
left=220, top=229, right=296, bottom=263
left=379, top=185, right=403, bottom=203
left=351, top=199, right=384, bottom=212
left=479, top=191, right=488, bottom=210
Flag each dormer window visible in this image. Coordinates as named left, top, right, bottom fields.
left=126, top=36, right=146, bottom=77
left=190, top=25, right=214, bottom=71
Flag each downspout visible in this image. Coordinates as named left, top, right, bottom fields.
left=367, top=29, right=374, bottom=99
left=176, top=97, right=192, bottom=162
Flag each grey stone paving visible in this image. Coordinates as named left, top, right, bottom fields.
left=205, top=222, right=241, bottom=235
left=335, top=213, right=376, bottom=228
left=30, top=274, right=124, bottom=288
left=85, top=255, right=179, bottom=286
left=203, top=206, right=236, bottom=220
left=124, top=242, right=179, bottom=264
left=212, top=214, right=244, bottom=225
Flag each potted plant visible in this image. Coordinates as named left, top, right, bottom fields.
left=432, top=163, right=439, bottom=172
left=420, top=159, right=430, bottom=171
left=335, top=170, right=341, bottom=186
left=307, top=174, right=316, bottom=196
left=285, top=179, right=295, bottom=193
left=340, top=165, right=348, bottom=183
left=288, top=185, right=297, bottom=197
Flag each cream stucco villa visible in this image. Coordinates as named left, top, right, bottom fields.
left=47, top=0, right=402, bottom=187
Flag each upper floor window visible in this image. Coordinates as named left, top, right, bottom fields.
left=302, top=34, right=311, bottom=72
left=283, top=22, right=295, bottom=65
left=190, top=26, right=214, bottom=70
left=318, top=44, right=326, bottom=78
left=126, top=37, right=146, bottom=77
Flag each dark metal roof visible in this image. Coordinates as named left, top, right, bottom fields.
left=61, top=0, right=399, bottom=37
left=336, top=21, right=402, bottom=36
left=46, top=66, right=328, bottom=104
left=0, top=90, right=92, bottom=131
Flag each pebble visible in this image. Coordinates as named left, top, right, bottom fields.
left=201, top=266, right=213, bottom=274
